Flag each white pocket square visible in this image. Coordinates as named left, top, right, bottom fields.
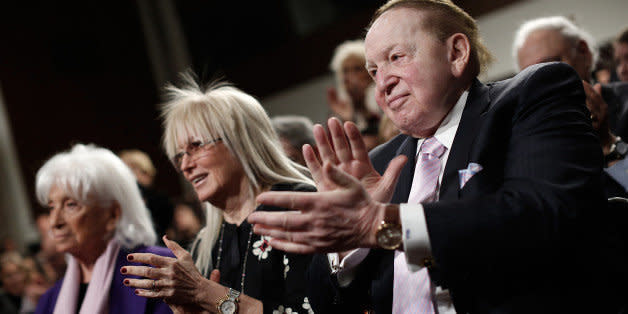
left=458, top=162, right=483, bottom=188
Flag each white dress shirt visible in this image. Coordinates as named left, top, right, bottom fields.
left=328, top=90, right=469, bottom=312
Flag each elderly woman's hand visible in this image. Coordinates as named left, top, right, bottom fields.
left=122, top=236, right=223, bottom=311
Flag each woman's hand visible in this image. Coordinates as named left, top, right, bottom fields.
left=122, top=236, right=224, bottom=311
left=123, top=236, right=263, bottom=313
left=168, top=270, right=221, bottom=314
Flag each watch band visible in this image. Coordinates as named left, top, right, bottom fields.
left=217, top=288, right=240, bottom=314
left=605, top=137, right=628, bottom=164
left=228, top=288, right=240, bottom=301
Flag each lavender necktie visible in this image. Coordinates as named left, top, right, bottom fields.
left=393, top=137, right=446, bottom=314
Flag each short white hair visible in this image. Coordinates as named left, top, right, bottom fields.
left=35, top=144, right=157, bottom=249
left=330, top=40, right=367, bottom=104
left=161, top=73, right=313, bottom=276
left=512, top=16, right=598, bottom=72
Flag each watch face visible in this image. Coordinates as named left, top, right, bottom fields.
left=376, top=225, right=402, bottom=249
left=220, top=300, right=237, bottom=314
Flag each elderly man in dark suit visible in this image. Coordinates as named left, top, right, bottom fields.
left=249, top=0, right=611, bottom=313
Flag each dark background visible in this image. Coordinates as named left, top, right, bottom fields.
left=0, top=0, right=519, bottom=212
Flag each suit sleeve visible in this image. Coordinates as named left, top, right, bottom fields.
left=423, top=63, right=606, bottom=287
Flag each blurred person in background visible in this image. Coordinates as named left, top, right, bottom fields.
left=271, top=115, right=316, bottom=167
left=328, top=39, right=381, bottom=151
left=34, top=144, right=173, bottom=314
left=377, top=114, right=400, bottom=145
left=594, top=42, right=620, bottom=84
left=1, top=252, right=39, bottom=314
left=28, top=212, right=66, bottom=284
left=615, top=27, right=628, bottom=82
left=166, top=200, right=204, bottom=250
left=119, top=149, right=175, bottom=238
left=123, top=77, right=315, bottom=314
left=514, top=16, right=628, bottom=171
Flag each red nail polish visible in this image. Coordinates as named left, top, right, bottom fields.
left=134, top=289, right=139, bottom=295
left=124, top=279, right=129, bottom=285
left=127, top=255, right=134, bottom=261
left=121, top=268, right=127, bottom=274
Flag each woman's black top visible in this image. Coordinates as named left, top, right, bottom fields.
left=209, top=182, right=316, bottom=314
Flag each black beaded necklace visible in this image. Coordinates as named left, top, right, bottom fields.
left=214, top=222, right=254, bottom=294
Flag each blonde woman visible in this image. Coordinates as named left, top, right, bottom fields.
left=124, top=77, right=315, bottom=314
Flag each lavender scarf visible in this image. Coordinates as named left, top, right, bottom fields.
left=53, top=240, right=121, bottom=314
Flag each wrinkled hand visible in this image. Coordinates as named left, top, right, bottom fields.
left=169, top=270, right=221, bottom=314
left=305, top=118, right=407, bottom=203
left=248, top=162, right=387, bottom=254
left=327, top=87, right=354, bottom=121
left=122, top=236, right=219, bottom=308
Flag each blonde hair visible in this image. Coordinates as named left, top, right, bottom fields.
left=119, top=149, right=157, bottom=178
left=35, top=144, right=157, bottom=249
left=161, top=73, right=313, bottom=276
left=370, top=0, right=494, bottom=76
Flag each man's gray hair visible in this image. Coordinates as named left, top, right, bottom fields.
left=271, top=115, right=315, bottom=150
left=512, top=16, right=598, bottom=72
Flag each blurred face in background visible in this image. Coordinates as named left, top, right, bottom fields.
left=342, top=55, right=372, bottom=103
left=125, top=163, right=154, bottom=187
left=615, top=42, right=628, bottom=82
left=47, top=185, right=118, bottom=258
left=1, top=261, right=26, bottom=296
left=517, top=29, right=591, bottom=80
left=173, top=204, right=202, bottom=239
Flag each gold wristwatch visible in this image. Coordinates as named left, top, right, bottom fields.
left=217, top=288, right=240, bottom=314
left=375, top=205, right=402, bottom=250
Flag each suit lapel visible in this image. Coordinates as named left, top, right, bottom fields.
left=391, top=136, right=418, bottom=204
left=440, top=79, right=491, bottom=201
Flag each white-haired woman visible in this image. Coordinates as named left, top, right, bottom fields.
left=328, top=39, right=381, bottom=150
left=34, top=144, right=173, bottom=314
left=124, top=78, right=316, bottom=314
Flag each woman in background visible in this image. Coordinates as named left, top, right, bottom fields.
left=328, top=39, right=381, bottom=150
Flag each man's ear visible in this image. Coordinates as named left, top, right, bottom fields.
left=447, top=33, right=471, bottom=78
left=577, top=39, right=593, bottom=69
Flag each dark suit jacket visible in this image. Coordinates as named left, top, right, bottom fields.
left=307, top=63, right=612, bottom=314
left=602, top=81, right=628, bottom=140
left=35, top=246, right=174, bottom=314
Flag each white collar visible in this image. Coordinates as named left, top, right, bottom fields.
left=421, top=90, right=469, bottom=151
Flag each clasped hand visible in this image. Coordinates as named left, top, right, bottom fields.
left=248, top=118, right=407, bottom=254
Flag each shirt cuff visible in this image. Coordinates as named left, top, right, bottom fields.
left=400, top=203, right=432, bottom=272
left=327, top=248, right=370, bottom=287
